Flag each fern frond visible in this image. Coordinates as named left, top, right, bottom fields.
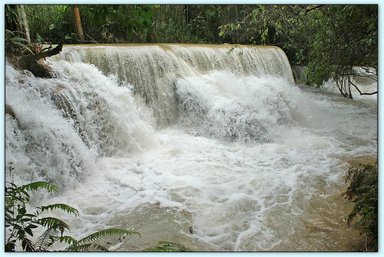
left=78, top=228, right=140, bottom=244
left=10, top=36, right=30, bottom=43
left=22, top=181, right=58, bottom=193
left=5, top=29, right=16, bottom=37
left=39, top=204, right=79, bottom=216
left=59, top=235, right=78, bottom=245
left=36, top=217, right=70, bottom=233
left=67, top=243, right=109, bottom=252
left=22, top=238, right=35, bottom=252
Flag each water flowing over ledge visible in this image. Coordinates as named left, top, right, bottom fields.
left=5, top=44, right=376, bottom=251
left=54, top=44, right=294, bottom=127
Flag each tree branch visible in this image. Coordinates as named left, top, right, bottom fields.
left=31, top=42, right=63, bottom=61
left=304, top=5, right=325, bottom=14
left=349, top=78, right=378, bottom=96
left=18, top=42, right=63, bottom=78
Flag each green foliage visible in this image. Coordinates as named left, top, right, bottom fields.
left=5, top=29, right=33, bottom=57
left=22, top=181, right=59, bottom=193
left=79, top=5, right=159, bottom=43
left=65, top=228, right=140, bottom=252
left=345, top=163, right=378, bottom=251
left=152, top=5, right=200, bottom=43
left=218, top=5, right=311, bottom=63
left=144, top=241, right=190, bottom=252
left=5, top=180, right=71, bottom=251
left=24, top=5, right=73, bottom=43
left=5, top=166, right=140, bottom=252
left=217, top=4, right=377, bottom=96
left=306, top=5, right=378, bottom=90
left=39, top=203, right=79, bottom=216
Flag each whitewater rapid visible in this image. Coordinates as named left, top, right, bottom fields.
left=5, top=44, right=377, bottom=251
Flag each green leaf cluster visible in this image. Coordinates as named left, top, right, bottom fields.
left=24, top=5, right=73, bottom=43
left=79, top=5, right=159, bottom=43
left=5, top=29, right=33, bottom=57
left=344, top=163, right=378, bottom=251
left=5, top=179, right=73, bottom=251
left=306, top=5, right=378, bottom=88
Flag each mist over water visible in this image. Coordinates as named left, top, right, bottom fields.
left=5, top=44, right=377, bottom=251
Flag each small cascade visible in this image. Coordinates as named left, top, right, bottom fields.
left=5, top=65, right=95, bottom=186
left=175, top=72, right=300, bottom=143
left=51, top=86, right=92, bottom=148
left=5, top=60, right=157, bottom=187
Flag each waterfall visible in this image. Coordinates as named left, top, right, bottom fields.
left=5, top=44, right=376, bottom=251
left=55, top=44, right=294, bottom=127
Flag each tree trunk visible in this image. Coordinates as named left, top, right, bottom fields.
left=73, top=5, right=85, bottom=42
left=17, top=5, right=31, bottom=44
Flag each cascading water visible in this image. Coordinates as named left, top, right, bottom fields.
left=5, top=44, right=377, bottom=251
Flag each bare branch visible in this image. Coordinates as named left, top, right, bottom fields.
left=304, top=5, right=325, bottom=14
left=349, top=77, right=378, bottom=96
left=32, top=42, right=63, bottom=61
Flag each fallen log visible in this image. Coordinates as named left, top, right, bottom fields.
left=18, top=42, right=63, bottom=78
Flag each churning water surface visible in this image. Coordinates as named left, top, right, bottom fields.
left=5, top=45, right=377, bottom=251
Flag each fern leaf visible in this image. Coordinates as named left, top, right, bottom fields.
left=22, top=238, right=35, bottom=252
left=22, top=181, right=58, bottom=193
left=67, top=243, right=109, bottom=252
left=78, top=228, right=140, bottom=244
left=10, top=41, right=33, bottom=54
left=5, top=29, right=16, bottom=37
left=36, top=217, right=70, bottom=233
left=10, top=36, right=30, bottom=43
left=59, top=235, right=78, bottom=245
left=39, top=203, right=79, bottom=216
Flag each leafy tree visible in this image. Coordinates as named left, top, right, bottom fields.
left=24, top=5, right=74, bottom=43
left=79, top=5, right=159, bottom=43
left=217, top=5, right=328, bottom=65
left=218, top=4, right=377, bottom=98
left=306, top=5, right=378, bottom=98
left=152, top=5, right=200, bottom=43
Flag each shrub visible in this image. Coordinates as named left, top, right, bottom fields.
left=344, top=163, right=378, bottom=251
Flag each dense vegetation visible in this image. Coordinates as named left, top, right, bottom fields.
left=345, top=163, right=378, bottom=251
left=5, top=4, right=377, bottom=97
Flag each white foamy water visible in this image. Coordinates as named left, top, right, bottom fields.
left=5, top=44, right=377, bottom=251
